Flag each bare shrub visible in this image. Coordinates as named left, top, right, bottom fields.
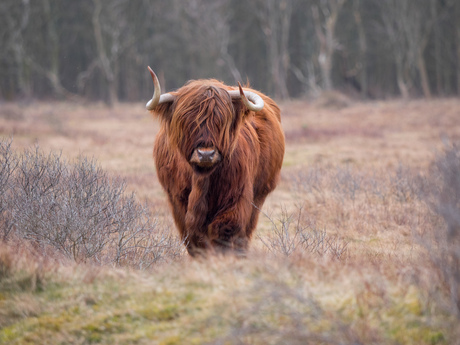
left=0, top=106, right=25, bottom=121
left=291, top=163, right=424, bottom=202
left=0, top=139, right=17, bottom=240
left=301, top=228, right=349, bottom=260
left=332, top=165, right=363, bottom=204
left=389, top=163, right=423, bottom=204
left=0, top=244, right=13, bottom=281
left=0, top=139, right=183, bottom=268
left=367, top=171, right=390, bottom=203
left=420, top=143, right=460, bottom=317
left=313, top=90, right=351, bottom=109
left=258, top=207, right=348, bottom=259
left=289, top=165, right=327, bottom=203
left=108, top=198, right=183, bottom=269
left=258, top=207, right=308, bottom=256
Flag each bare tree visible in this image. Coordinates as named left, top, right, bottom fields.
left=456, top=1, right=460, bottom=96
left=2, top=0, right=31, bottom=97
left=174, top=0, right=243, bottom=83
left=431, top=0, right=442, bottom=95
left=24, top=0, right=83, bottom=100
left=376, top=0, right=434, bottom=98
left=252, top=0, right=293, bottom=99
left=1, top=0, right=460, bottom=101
left=0, top=139, right=17, bottom=241
left=312, top=0, right=346, bottom=91
left=92, top=0, right=118, bottom=106
left=353, top=0, right=367, bottom=97
left=90, top=0, right=134, bottom=105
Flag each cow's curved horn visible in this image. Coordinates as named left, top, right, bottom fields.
left=228, top=83, right=264, bottom=112
left=146, top=66, right=175, bottom=110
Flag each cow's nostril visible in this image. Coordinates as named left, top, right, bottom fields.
left=197, top=149, right=215, bottom=160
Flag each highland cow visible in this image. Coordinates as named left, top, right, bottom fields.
left=146, top=67, right=284, bottom=255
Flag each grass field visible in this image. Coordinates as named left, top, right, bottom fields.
left=0, top=97, right=459, bottom=344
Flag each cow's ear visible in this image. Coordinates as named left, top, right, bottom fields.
left=151, top=101, right=174, bottom=124
left=232, top=99, right=250, bottom=121
left=231, top=99, right=250, bottom=136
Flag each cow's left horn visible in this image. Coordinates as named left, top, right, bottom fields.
left=228, top=83, right=264, bottom=112
left=146, top=66, right=175, bottom=110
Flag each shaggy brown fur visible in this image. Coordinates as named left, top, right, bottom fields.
left=151, top=79, right=284, bottom=255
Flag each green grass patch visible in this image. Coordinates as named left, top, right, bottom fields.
left=0, top=252, right=458, bottom=345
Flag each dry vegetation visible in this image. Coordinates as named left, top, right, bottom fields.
left=0, top=98, right=459, bottom=344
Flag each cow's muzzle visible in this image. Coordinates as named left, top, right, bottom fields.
left=189, top=147, right=221, bottom=168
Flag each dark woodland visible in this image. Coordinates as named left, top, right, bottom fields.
left=1, top=0, right=459, bottom=104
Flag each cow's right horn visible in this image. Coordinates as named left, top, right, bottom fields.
left=146, top=66, right=175, bottom=110
left=228, top=83, right=264, bottom=112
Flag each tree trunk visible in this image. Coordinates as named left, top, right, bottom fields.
left=255, top=0, right=292, bottom=99
left=417, top=36, right=431, bottom=98
left=431, top=0, right=442, bottom=95
left=8, top=0, right=31, bottom=98
left=278, top=0, right=292, bottom=100
left=22, top=0, right=81, bottom=101
left=92, top=0, right=117, bottom=106
left=267, top=0, right=291, bottom=99
left=312, top=0, right=345, bottom=91
left=353, top=0, right=367, bottom=97
left=457, top=2, right=460, bottom=96
left=41, top=0, right=72, bottom=99
left=396, top=56, right=410, bottom=99
left=312, top=5, right=330, bottom=91
left=417, top=55, right=431, bottom=99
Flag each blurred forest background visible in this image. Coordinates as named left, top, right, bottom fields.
left=1, top=0, right=459, bottom=105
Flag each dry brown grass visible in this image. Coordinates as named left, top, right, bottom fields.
left=1, top=98, right=459, bottom=343
left=1, top=98, right=458, bottom=262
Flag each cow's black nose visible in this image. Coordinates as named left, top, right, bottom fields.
left=197, top=149, right=215, bottom=162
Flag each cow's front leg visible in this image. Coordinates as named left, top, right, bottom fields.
left=184, top=234, right=209, bottom=257
left=207, top=192, right=253, bottom=254
left=184, top=175, right=210, bottom=255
